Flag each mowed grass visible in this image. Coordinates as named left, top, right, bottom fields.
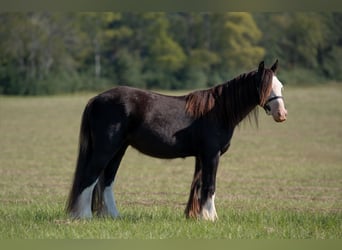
left=0, top=84, right=341, bottom=239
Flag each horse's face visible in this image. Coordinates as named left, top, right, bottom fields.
left=264, top=75, right=287, bottom=122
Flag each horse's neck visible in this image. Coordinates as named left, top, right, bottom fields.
left=218, top=79, right=258, bottom=128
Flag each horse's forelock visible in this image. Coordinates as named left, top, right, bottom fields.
left=258, top=69, right=274, bottom=106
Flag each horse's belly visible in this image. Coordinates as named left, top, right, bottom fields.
left=128, top=128, right=192, bottom=159
left=131, top=143, right=189, bottom=159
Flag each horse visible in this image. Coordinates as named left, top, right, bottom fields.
left=66, top=60, right=287, bottom=221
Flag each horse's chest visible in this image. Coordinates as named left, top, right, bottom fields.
left=216, top=130, right=234, bottom=155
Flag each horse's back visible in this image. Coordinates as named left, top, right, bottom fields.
left=86, top=86, right=196, bottom=158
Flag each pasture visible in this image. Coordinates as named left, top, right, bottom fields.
left=0, top=84, right=341, bottom=239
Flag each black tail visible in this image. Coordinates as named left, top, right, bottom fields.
left=66, top=100, right=94, bottom=214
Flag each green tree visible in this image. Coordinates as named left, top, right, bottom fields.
left=286, top=13, right=325, bottom=69
left=181, top=48, right=221, bottom=88
left=141, top=12, right=186, bottom=89
left=78, top=12, right=133, bottom=79
left=222, top=12, right=265, bottom=72
left=316, top=13, right=342, bottom=80
left=253, top=13, right=288, bottom=65
left=255, top=12, right=342, bottom=82
left=0, top=12, right=88, bottom=94
left=112, top=49, right=145, bottom=88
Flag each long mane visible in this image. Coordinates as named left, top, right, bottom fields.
left=185, top=68, right=274, bottom=127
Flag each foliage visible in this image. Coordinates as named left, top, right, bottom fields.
left=254, top=12, right=342, bottom=81
left=223, top=12, right=265, bottom=70
left=0, top=12, right=342, bottom=95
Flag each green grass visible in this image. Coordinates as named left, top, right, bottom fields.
left=0, top=204, right=340, bottom=239
left=0, top=84, right=341, bottom=239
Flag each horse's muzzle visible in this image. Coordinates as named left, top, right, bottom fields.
left=273, top=109, right=287, bottom=122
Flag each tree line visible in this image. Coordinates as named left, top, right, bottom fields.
left=0, top=12, right=341, bottom=95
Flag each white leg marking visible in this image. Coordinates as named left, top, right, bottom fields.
left=200, top=193, right=218, bottom=221
left=71, top=179, right=98, bottom=219
left=103, top=184, right=119, bottom=218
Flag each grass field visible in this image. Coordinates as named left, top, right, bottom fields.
left=0, top=84, right=341, bottom=239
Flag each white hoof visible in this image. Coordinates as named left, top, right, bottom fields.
left=200, top=193, right=218, bottom=221
left=70, top=180, right=98, bottom=219
left=103, top=185, right=120, bottom=218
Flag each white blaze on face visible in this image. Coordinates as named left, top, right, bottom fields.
left=266, top=76, right=287, bottom=122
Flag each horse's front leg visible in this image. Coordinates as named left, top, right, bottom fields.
left=200, top=152, right=220, bottom=221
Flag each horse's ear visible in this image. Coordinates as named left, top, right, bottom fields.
left=258, top=61, right=265, bottom=73
left=271, top=59, right=278, bottom=73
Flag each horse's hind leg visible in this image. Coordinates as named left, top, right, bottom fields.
left=72, top=177, right=98, bottom=219
left=71, top=150, right=113, bottom=219
left=100, top=144, right=128, bottom=218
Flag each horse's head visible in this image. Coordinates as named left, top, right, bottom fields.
left=258, top=60, right=288, bottom=122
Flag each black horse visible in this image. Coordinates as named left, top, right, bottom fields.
left=66, top=61, right=287, bottom=221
